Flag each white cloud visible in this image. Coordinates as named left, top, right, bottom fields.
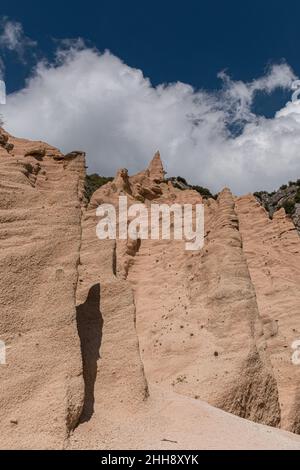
left=0, top=17, right=36, bottom=65
left=1, top=43, right=299, bottom=194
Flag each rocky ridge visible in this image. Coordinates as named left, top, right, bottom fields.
left=254, top=181, right=300, bottom=233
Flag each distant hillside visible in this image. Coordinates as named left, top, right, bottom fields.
left=254, top=180, right=300, bottom=233
left=84, top=173, right=113, bottom=201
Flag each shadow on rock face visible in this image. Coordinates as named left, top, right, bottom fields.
left=76, top=283, right=103, bottom=423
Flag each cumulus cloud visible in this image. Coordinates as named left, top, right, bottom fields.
left=2, top=42, right=299, bottom=194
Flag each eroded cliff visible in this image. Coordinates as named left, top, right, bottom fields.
left=0, top=129, right=85, bottom=448
left=1, top=130, right=300, bottom=449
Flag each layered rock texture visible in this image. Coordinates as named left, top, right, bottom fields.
left=0, top=129, right=85, bottom=448
left=235, top=196, right=300, bottom=434
left=1, top=129, right=300, bottom=449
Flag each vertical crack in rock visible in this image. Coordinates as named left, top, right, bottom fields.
left=112, top=241, right=117, bottom=276
left=64, top=151, right=87, bottom=436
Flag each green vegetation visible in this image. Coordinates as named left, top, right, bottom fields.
left=176, top=176, right=188, bottom=185
left=191, top=185, right=215, bottom=199
left=254, top=180, right=300, bottom=219
left=169, top=176, right=216, bottom=199
left=283, top=200, right=296, bottom=215
left=253, top=191, right=264, bottom=200
left=84, top=173, right=113, bottom=202
left=295, top=189, right=300, bottom=204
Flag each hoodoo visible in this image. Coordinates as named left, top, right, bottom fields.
left=1, top=129, right=300, bottom=449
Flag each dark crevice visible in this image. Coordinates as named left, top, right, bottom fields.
left=112, top=241, right=117, bottom=276
left=76, top=283, right=103, bottom=423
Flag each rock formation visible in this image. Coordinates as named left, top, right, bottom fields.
left=1, top=128, right=300, bottom=449
left=0, top=129, right=85, bottom=449
left=254, top=182, right=300, bottom=233
left=235, top=195, right=300, bottom=433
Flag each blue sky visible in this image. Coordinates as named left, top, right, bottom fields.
left=1, top=1, right=299, bottom=97
left=1, top=0, right=300, bottom=193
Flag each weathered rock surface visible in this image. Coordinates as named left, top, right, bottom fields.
left=70, top=153, right=300, bottom=449
left=1, top=130, right=300, bottom=449
left=128, top=187, right=280, bottom=427
left=0, top=129, right=85, bottom=449
left=235, top=195, right=300, bottom=433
